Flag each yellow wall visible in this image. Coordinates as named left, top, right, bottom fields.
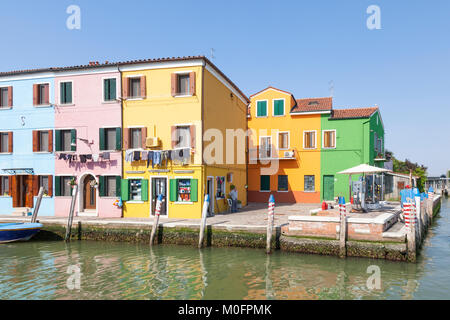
left=247, top=88, right=321, bottom=203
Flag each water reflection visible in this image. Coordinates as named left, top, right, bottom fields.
left=0, top=198, right=448, bottom=300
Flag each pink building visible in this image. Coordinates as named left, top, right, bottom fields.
left=54, top=66, right=122, bottom=217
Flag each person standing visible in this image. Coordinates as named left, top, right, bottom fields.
left=229, top=185, right=238, bottom=213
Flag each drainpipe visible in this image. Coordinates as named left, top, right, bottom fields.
left=118, top=64, right=124, bottom=218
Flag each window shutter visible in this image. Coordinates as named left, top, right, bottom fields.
left=141, top=127, right=147, bottom=149
left=99, top=176, right=106, bottom=197
left=121, top=179, right=129, bottom=201
left=99, top=128, right=105, bottom=151
left=66, top=82, right=72, bottom=104
left=171, top=126, right=176, bottom=148
left=189, top=72, right=196, bottom=95
left=32, top=130, right=39, bottom=152
left=44, top=84, right=49, bottom=105
left=122, top=78, right=129, bottom=99
left=8, top=132, right=12, bottom=153
left=171, top=73, right=177, bottom=96
left=33, top=175, right=39, bottom=196
left=55, top=130, right=61, bottom=151
left=104, top=79, right=109, bottom=102
left=123, top=128, right=130, bottom=150
left=60, top=82, right=64, bottom=104
left=189, top=125, right=196, bottom=149
left=115, top=176, right=121, bottom=197
left=115, top=128, right=122, bottom=150
left=8, top=176, right=13, bottom=196
left=48, top=130, right=53, bottom=152
left=54, top=176, right=61, bottom=197
left=110, top=79, right=116, bottom=100
left=190, top=179, right=198, bottom=202
left=169, top=179, right=177, bottom=202
left=140, top=76, right=146, bottom=98
left=11, top=176, right=19, bottom=207
left=33, top=84, right=38, bottom=106
left=8, top=86, right=13, bottom=107
left=71, top=129, right=77, bottom=151
left=47, top=175, right=53, bottom=197
left=141, top=179, right=149, bottom=201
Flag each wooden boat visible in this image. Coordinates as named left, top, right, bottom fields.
left=0, top=222, right=43, bottom=243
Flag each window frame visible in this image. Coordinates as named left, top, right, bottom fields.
left=0, top=132, right=10, bottom=154
left=278, top=131, right=290, bottom=150
left=272, top=98, right=285, bottom=117
left=59, top=81, right=73, bottom=105
left=260, top=175, right=271, bottom=192
left=129, top=127, right=143, bottom=150
left=102, top=77, right=118, bottom=103
left=128, top=77, right=142, bottom=100
left=303, top=130, right=317, bottom=150
left=255, top=100, right=268, bottom=118
left=59, top=176, right=74, bottom=197
left=174, top=125, right=191, bottom=149
left=277, top=175, right=289, bottom=192
left=0, top=87, right=10, bottom=108
left=104, top=127, right=118, bottom=151
left=259, top=136, right=272, bottom=159
left=0, top=176, right=9, bottom=196
left=304, top=175, right=316, bottom=192
left=216, top=176, right=226, bottom=199
left=322, top=129, right=336, bottom=149
left=176, top=73, right=191, bottom=96
left=38, top=130, right=50, bottom=152
left=60, top=129, right=74, bottom=152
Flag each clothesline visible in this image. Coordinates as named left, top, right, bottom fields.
left=125, top=148, right=191, bottom=168
left=57, top=152, right=111, bottom=163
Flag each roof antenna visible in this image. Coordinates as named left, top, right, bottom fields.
left=210, top=48, right=215, bottom=60
left=328, top=80, right=334, bottom=97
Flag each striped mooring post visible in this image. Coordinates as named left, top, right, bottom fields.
left=150, top=194, right=163, bottom=246
left=266, top=195, right=275, bottom=254
left=339, top=196, right=347, bottom=258
left=403, top=202, right=415, bottom=230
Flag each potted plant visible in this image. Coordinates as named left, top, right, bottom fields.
left=90, top=179, right=99, bottom=189
left=68, top=177, right=77, bottom=188
left=237, top=200, right=242, bottom=209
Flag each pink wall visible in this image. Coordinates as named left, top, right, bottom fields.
left=54, top=70, right=122, bottom=218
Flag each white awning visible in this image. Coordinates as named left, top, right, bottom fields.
left=337, top=164, right=390, bottom=175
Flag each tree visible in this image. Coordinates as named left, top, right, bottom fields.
left=386, top=149, right=428, bottom=192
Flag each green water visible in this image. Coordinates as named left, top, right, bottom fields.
left=1, top=198, right=449, bottom=300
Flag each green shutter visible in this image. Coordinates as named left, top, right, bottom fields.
left=121, top=179, right=129, bottom=201
left=60, top=83, right=65, bottom=104
left=116, top=176, right=121, bottom=197
left=99, top=128, right=105, bottom=151
left=99, top=176, right=106, bottom=197
left=110, top=79, right=116, bottom=100
left=169, top=179, right=178, bottom=202
left=55, top=176, right=61, bottom=196
left=115, top=127, right=121, bottom=150
left=66, top=82, right=72, bottom=104
left=257, top=101, right=267, bottom=117
left=141, top=179, right=149, bottom=201
left=274, top=100, right=284, bottom=116
left=71, top=129, right=76, bottom=151
left=55, top=130, right=61, bottom=151
left=261, top=175, right=270, bottom=191
left=190, top=179, right=198, bottom=202
left=104, top=79, right=109, bottom=102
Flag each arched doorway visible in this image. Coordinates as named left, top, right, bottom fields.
left=82, top=175, right=96, bottom=211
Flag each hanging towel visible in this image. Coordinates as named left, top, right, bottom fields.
left=92, top=154, right=99, bottom=162
left=147, top=151, right=154, bottom=168
left=85, top=155, right=92, bottom=160
left=102, top=152, right=111, bottom=160
left=133, top=151, right=141, bottom=161
left=141, top=151, right=148, bottom=161
left=80, top=155, right=87, bottom=163
left=152, top=151, right=161, bottom=168
left=59, top=153, right=67, bottom=160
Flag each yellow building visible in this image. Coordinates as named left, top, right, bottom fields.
left=121, top=56, right=248, bottom=219
left=247, top=87, right=332, bottom=203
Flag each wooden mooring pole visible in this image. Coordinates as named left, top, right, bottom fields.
left=150, top=194, right=163, bottom=246
left=266, top=195, right=275, bottom=254
left=339, top=197, right=347, bottom=258
left=198, top=194, right=210, bottom=249
left=31, top=187, right=44, bottom=223
left=65, top=185, right=78, bottom=242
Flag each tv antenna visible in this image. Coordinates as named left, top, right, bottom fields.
left=328, top=80, right=334, bottom=97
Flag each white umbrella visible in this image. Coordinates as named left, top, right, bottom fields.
left=338, top=164, right=390, bottom=175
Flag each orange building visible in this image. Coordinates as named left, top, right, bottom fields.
left=247, top=87, right=332, bottom=203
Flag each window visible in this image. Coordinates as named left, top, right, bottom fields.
left=130, top=128, right=142, bottom=149
left=177, top=74, right=190, bottom=95
left=39, top=176, right=49, bottom=195
left=99, top=176, right=120, bottom=197
left=260, top=175, right=270, bottom=191
left=169, top=179, right=198, bottom=203
left=216, top=176, right=225, bottom=199
left=59, top=130, right=74, bottom=151
left=103, top=78, right=117, bottom=102
left=273, top=99, right=284, bottom=116
left=0, top=87, right=9, bottom=108
left=174, top=126, right=191, bottom=149
left=105, top=128, right=118, bottom=151
left=39, top=131, right=49, bottom=152
left=304, top=175, right=315, bottom=192
left=0, top=133, right=9, bottom=153
left=279, top=132, right=289, bottom=150
left=0, top=176, right=9, bottom=196
left=35, top=84, right=49, bottom=105
left=256, top=101, right=267, bottom=117
left=323, top=130, right=336, bottom=149
left=60, top=82, right=72, bottom=104
left=59, top=176, right=73, bottom=197
left=278, top=175, right=288, bottom=191
left=129, top=78, right=141, bottom=98
left=130, top=179, right=142, bottom=201
left=259, top=137, right=271, bottom=159
left=304, top=131, right=316, bottom=149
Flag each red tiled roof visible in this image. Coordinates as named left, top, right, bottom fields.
left=0, top=55, right=249, bottom=103
left=290, top=97, right=332, bottom=113
left=330, top=107, right=378, bottom=120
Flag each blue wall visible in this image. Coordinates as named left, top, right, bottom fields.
left=0, top=75, right=55, bottom=215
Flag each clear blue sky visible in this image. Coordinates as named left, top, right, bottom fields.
left=1, top=0, right=449, bottom=175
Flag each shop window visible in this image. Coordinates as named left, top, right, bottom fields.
left=278, top=175, right=288, bottom=191
left=304, top=175, right=315, bottom=192
left=216, top=176, right=225, bottom=199
left=169, top=178, right=198, bottom=202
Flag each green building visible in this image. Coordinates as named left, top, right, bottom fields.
left=320, top=107, right=385, bottom=201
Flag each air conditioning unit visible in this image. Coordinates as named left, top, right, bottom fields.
left=284, top=151, right=294, bottom=158
left=146, top=137, right=161, bottom=148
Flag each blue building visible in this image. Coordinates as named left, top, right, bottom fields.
left=0, top=71, right=55, bottom=215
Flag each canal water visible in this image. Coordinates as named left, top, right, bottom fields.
left=1, top=198, right=449, bottom=300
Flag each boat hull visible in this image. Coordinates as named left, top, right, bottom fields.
left=0, top=223, right=43, bottom=243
